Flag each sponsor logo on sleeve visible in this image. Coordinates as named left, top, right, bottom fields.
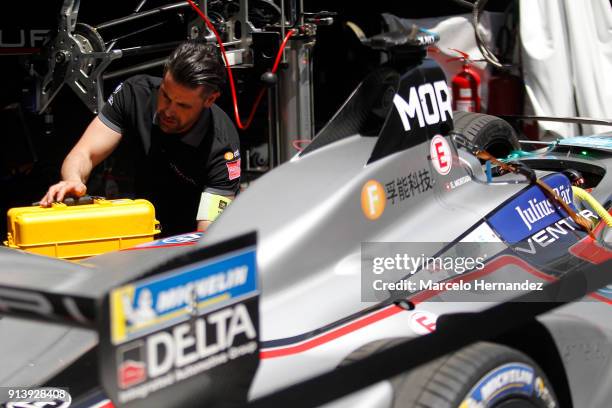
left=108, top=82, right=123, bottom=106
left=226, top=158, right=241, bottom=180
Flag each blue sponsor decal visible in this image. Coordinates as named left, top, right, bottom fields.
left=488, top=173, right=576, bottom=244
left=133, top=232, right=203, bottom=248
left=111, top=247, right=257, bottom=344
left=558, top=136, right=612, bottom=152
left=460, top=363, right=535, bottom=407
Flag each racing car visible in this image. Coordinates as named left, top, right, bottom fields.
left=0, top=25, right=611, bottom=408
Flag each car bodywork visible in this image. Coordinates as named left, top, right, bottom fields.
left=0, top=30, right=611, bottom=408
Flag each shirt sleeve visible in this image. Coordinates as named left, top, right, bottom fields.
left=204, top=107, right=241, bottom=196
left=98, top=81, right=129, bottom=133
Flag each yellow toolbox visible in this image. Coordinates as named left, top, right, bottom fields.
left=4, top=197, right=161, bottom=260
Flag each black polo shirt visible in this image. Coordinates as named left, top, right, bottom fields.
left=99, top=75, right=240, bottom=236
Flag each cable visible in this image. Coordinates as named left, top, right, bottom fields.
left=475, top=148, right=595, bottom=237
left=572, top=187, right=612, bottom=227
left=186, top=0, right=295, bottom=130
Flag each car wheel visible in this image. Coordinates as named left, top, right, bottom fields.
left=341, top=340, right=559, bottom=408
left=453, top=112, right=520, bottom=159
left=392, top=341, right=559, bottom=408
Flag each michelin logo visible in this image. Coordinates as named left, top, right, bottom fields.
left=124, top=289, right=157, bottom=326
left=123, top=266, right=248, bottom=326
left=111, top=249, right=257, bottom=345
left=460, top=363, right=535, bottom=408
left=155, top=266, right=247, bottom=314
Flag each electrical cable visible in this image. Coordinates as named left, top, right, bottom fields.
left=475, top=148, right=595, bottom=237
left=186, top=0, right=295, bottom=130
left=453, top=131, right=594, bottom=237
left=572, top=186, right=612, bottom=227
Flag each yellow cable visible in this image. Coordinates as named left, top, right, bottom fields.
left=572, top=186, right=612, bottom=227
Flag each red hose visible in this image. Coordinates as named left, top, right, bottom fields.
left=187, top=0, right=295, bottom=130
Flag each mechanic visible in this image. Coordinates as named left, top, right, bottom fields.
left=40, top=41, right=241, bottom=236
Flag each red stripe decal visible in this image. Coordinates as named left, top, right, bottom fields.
left=260, top=305, right=403, bottom=359
left=260, top=254, right=609, bottom=359
left=589, top=292, right=612, bottom=305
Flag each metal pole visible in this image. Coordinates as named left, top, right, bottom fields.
left=117, top=41, right=181, bottom=57
left=277, top=35, right=316, bottom=164
left=96, top=2, right=189, bottom=30
left=103, top=57, right=167, bottom=80
left=267, top=85, right=280, bottom=169
left=107, top=0, right=153, bottom=51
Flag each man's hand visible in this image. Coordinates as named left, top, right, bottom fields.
left=40, top=180, right=87, bottom=206
left=40, top=116, right=122, bottom=207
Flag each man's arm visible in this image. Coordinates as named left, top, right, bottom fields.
left=197, top=220, right=213, bottom=232
left=196, top=193, right=235, bottom=232
left=40, top=117, right=122, bottom=205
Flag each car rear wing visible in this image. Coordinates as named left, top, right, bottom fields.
left=0, top=233, right=261, bottom=407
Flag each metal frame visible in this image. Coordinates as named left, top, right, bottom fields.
left=33, top=0, right=329, bottom=167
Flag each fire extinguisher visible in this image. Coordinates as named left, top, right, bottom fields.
left=487, top=67, right=523, bottom=116
left=448, top=49, right=481, bottom=113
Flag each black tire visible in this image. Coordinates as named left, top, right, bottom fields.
left=342, top=340, right=559, bottom=408
left=453, top=112, right=520, bottom=159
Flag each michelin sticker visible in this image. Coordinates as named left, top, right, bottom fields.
left=111, top=247, right=257, bottom=345
left=460, top=363, right=536, bottom=408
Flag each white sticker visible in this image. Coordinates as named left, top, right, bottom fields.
left=409, top=310, right=438, bottom=335
left=430, top=135, right=452, bottom=175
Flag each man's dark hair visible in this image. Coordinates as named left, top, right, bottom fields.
left=164, top=41, right=226, bottom=92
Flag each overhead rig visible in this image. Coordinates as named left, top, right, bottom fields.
left=29, top=0, right=336, bottom=166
